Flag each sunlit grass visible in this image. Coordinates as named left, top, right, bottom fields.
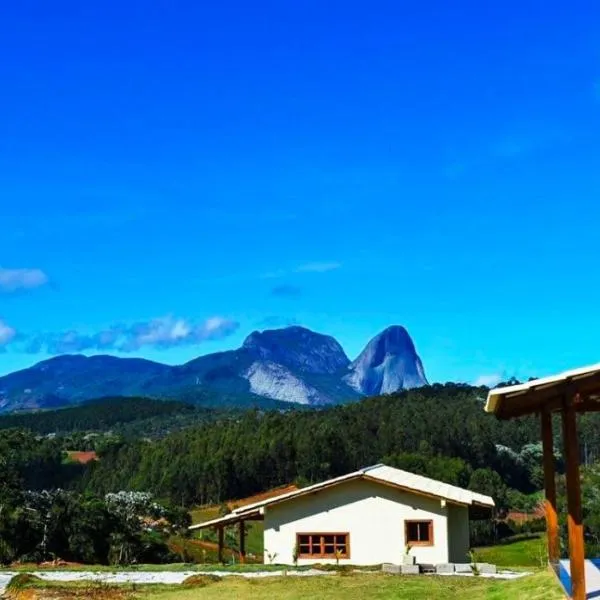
left=6, top=571, right=564, bottom=600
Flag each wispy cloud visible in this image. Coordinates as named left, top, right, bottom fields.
left=473, top=374, right=502, bottom=388
left=442, top=125, right=569, bottom=178
left=0, top=267, right=49, bottom=293
left=21, top=315, right=239, bottom=355
left=261, top=261, right=342, bottom=280
left=296, top=261, right=342, bottom=273
left=0, top=320, right=16, bottom=347
left=271, top=284, right=302, bottom=298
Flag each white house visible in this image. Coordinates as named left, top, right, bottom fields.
left=190, top=464, right=494, bottom=566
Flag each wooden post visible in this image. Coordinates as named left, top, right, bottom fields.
left=239, top=520, right=246, bottom=564
left=217, top=526, right=224, bottom=564
left=562, top=400, right=586, bottom=600
left=541, top=410, right=560, bottom=563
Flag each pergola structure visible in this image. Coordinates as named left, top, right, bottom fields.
left=189, top=508, right=264, bottom=563
left=485, top=363, right=600, bottom=600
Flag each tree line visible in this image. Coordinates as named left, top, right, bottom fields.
left=81, top=384, right=545, bottom=506
left=4, top=382, right=600, bottom=562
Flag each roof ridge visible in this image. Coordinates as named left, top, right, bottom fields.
left=360, top=463, right=385, bottom=473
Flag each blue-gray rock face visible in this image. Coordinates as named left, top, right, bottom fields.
left=345, top=326, right=428, bottom=395
left=0, top=325, right=427, bottom=412
left=242, top=326, right=350, bottom=374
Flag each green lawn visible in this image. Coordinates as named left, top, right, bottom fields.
left=5, top=571, right=565, bottom=600
left=475, top=534, right=548, bottom=568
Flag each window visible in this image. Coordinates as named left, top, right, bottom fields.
left=296, top=533, right=350, bottom=558
left=405, top=520, right=433, bottom=546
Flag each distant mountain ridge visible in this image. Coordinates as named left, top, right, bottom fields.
left=0, top=325, right=428, bottom=413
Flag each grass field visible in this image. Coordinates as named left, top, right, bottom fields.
left=3, top=529, right=562, bottom=598
left=4, top=570, right=565, bottom=600
left=475, top=534, right=548, bottom=568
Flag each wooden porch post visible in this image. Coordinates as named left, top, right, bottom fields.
left=239, top=520, right=246, bottom=564
left=217, top=526, right=224, bottom=564
left=541, top=410, right=560, bottom=563
left=562, top=399, right=586, bottom=600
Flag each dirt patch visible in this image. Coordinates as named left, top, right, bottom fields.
left=5, top=584, right=133, bottom=599
left=10, top=561, right=87, bottom=570
left=65, top=451, right=98, bottom=465
left=227, top=484, right=298, bottom=510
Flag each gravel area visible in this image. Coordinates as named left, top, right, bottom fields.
left=0, top=568, right=336, bottom=594
left=435, top=571, right=531, bottom=579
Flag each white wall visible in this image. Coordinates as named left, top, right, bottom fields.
left=263, top=479, right=452, bottom=566
left=447, top=504, right=470, bottom=563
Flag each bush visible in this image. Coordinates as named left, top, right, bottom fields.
left=182, top=574, right=222, bottom=587
left=470, top=517, right=546, bottom=547
left=6, top=573, right=43, bottom=591
left=470, top=520, right=497, bottom=546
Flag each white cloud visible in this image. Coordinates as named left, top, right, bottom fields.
left=474, top=374, right=502, bottom=388
left=204, top=316, right=233, bottom=334
left=0, top=320, right=16, bottom=346
left=0, top=267, right=49, bottom=293
left=130, top=317, right=192, bottom=349
left=23, top=315, right=240, bottom=354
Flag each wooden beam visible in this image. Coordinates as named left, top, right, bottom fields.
left=562, top=399, right=586, bottom=600
left=494, top=371, right=600, bottom=419
left=217, top=526, right=224, bottom=564
left=541, top=410, right=559, bottom=563
left=239, top=520, right=246, bottom=564
left=498, top=395, right=565, bottom=419
left=575, top=400, right=600, bottom=412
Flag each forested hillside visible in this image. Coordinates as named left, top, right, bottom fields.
left=4, top=382, right=600, bottom=564
left=0, top=397, right=196, bottom=434
left=79, top=384, right=550, bottom=505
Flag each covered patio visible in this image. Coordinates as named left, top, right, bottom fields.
left=188, top=507, right=264, bottom=563
left=485, top=363, right=600, bottom=600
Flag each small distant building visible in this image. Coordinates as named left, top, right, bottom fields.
left=190, top=464, right=494, bottom=566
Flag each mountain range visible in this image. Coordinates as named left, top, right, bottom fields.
left=0, top=325, right=428, bottom=413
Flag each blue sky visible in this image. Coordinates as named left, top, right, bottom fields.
left=1, top=1, right=600, bottom=384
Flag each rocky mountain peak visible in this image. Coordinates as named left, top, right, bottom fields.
left=0, top=324, right=427, bottom=413
left=242, top=326, right=350, bottom=374
left=367, top=325, right=416, bottom=356
left=345, top=325, right=427, bottom=396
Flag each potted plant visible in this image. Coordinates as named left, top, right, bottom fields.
left=403, top=544, right=415, bottom=565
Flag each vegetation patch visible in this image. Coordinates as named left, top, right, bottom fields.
left=6, top=573, right=44, bottom=591
left=181, top=574, right=222, bottom=587
left=475, top=534, right=548, bottom=567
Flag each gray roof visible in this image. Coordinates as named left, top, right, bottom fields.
left=189, top=463, right=494, bottom=530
